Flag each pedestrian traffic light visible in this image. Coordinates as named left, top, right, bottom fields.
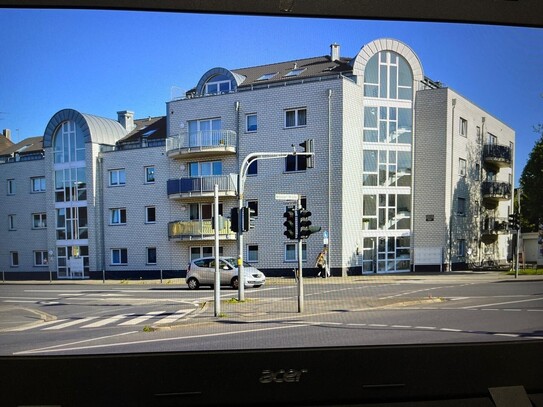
left=242, top=206, right=256, bottom=231
left=298, top=208, right=321, bottom=239
left=283, top=207, right=297, bottom=239
left=230, top=207, right=239, bottom=233
left=299, top=138, right=314, bottom=169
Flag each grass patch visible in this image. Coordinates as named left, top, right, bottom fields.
left=225, top=297, right=254, bottom=304
left=506, top=268, right=543, bottom=275
left=143, top=325, right=156, bottom=332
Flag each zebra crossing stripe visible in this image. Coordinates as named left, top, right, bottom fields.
left=118, top=311, right=166, bottom=326
left=43, top=317, right=99, bottom=330
left=81, top=313, right=135, bottom=328
left=154, top=309, right=193, bottom=325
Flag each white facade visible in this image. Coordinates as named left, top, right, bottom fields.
left=0, top=38, right=516, bottom=278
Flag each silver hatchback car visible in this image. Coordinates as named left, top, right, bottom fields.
left=186, top=257, right=266, bottom=290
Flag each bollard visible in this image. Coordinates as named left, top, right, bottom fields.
left=102, top=269, right=105, bottom=284
left=160, top=269, right=163, bottom=284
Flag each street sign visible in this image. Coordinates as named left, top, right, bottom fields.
left=275, top=193, right=299, bottom=201
left=323, top=230, right=329, bottom=245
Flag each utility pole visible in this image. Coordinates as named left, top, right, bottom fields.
left=515, top=188, right=521, bottom=279
left=214, top=184, right=221, bottom=316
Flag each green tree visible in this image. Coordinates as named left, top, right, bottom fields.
left=519, top=126, right=543, bottom=231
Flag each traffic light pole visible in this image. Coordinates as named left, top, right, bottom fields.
left=297, top=196, right=304, bottom=313
left=236, top=149, right=314, bottom=302
left=515, top=188, right=521, bottom=279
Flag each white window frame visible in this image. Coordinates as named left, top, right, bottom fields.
left=459, top=117, right=468, bottom=137
left=7, top=179, right=15, bottom=195
left=146, top=247, right=157, bottom=265
left=34, top=250, right=48, bottom=266
left=246, top=114, right=257, bottom=133
left=144, top=166, right=155, bottom=184
left=145, top=206, right=156, bottom=224
left=247, top=245, right=259, bottom=262
left=459, top=158, right=467, bottom=177
left=285, top=108, right=307, bottom=128
left=109, top=169, right=126, bottom=186
left=8, top=214, right=15, bottom=230
left=32, top=213, right=47, bottom=229
left=457, top=197, right=466, bottom=216
left=10, top=251, right=19, bottom=267
left=285, top=242, right=307, bottom=262
left=110, top=208, right=127, bottom=225
left=111, top=248, right=128, bottom=265
left=31, top=177, right=46, bottom=193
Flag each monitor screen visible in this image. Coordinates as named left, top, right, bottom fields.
left=0, top=2, right=542, bottom=406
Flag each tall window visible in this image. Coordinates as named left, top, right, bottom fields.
left=146, top=247, right=157, bottom=265
left=188, top=118, right=222, bottom=146
left=10, top=252, right=19, bottom=267
left=457, top=197, right=466, bottom=216
left=55, top=167, right=86, bottom=202
left=459, top=118, right=468, bottom=137
left=145, top=166, right=155, bottom=183
left=363, top=106, right=412, bottom=144
left=34, top=251, right=48, bottom=266
left=8, top=214, right=15, bottom=230
left=145, top=206, right=156, bottom=223
left=53, top=121, right=85, bottom=163
left=7, top=179, right=15, bottom=195
left=246, top=114, right=257, bottom=132
left=56, top=207, right=88, bottom=240
left=364, top=51, right=413, bottom=100
left=459, top=158, right=467, bottom=177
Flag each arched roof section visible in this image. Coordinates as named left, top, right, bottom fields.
left=351, top=38, right=424, bottom=84
left=195, top=67, right=246, bottom=96
left=43, top=108, right=128, bottom=148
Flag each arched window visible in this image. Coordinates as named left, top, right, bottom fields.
left=53, top=121, right=85, bottom=163
left=364, top=51, right=413, bottom=100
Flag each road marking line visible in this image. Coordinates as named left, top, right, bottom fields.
left=154, top=309, right=193, bottom=325
left=43, top=317, right=98, bottom=330
left=119, top=311, right=166, bottom=326
left=15, top=324, right=307, bottom=355
left=391, top=325, right=412, bottom=329
left=368, top=324, right=388, bottom=327
left=415, top=326, right=436, bottom=330
left=440, top=328, right=462, bottom=332
left=462, top=298, right=543, bottom=309
left=494, top=333, right=519, bottom=338
left=9, top=319, right=67, bottom=332
left=81, top=314, right=135, bottom=328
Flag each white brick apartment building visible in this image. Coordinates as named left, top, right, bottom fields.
left=0, top=38, right=515, bottom=279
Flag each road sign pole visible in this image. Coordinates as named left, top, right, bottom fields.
left=297, top=196, right=304, bottom=313
left=214, top=184, right=221, bottom=316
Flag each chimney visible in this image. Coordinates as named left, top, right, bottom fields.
left=117, top=111, right=135, bottom=132
left=2, top=129, right=11, bottom=140
left=330, top=43, right=340, bottom=61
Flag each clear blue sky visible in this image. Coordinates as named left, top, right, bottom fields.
left=1, top=9, right=541, bottom=186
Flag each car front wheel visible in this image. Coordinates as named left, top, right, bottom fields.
left=231, top=276, right=239, bottom=289
left=187, top=277, right=200, bottom=290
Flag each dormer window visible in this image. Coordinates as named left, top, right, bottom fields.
left=204, top=74, right=231, bottom=95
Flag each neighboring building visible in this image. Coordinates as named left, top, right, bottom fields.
left=0, top=38, right=515, bottom=279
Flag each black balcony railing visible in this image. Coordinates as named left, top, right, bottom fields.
left=481, top=217, right=509, bottom=235
left=483, top=144, right=512, bottom=167
left=481, top=181, right=512, bottom=200
left=167, top=175, right=236, bottom=197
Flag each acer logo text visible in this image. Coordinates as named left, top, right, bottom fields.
left=259, top=369, right=308, bottom=384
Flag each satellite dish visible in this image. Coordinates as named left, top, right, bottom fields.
left=180, top=123, right=185, bottom=129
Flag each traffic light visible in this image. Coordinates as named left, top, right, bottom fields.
left=299, top=138, right=314, bottom=169
left=230, top=207, right=239, bottom=233
left=242, top=206, right=256, bottom=231
left=283, top=207, right=297, bottom=239
left=298, top=208, right=321, bottom=239
left=508, top=212, right=520, bottom=231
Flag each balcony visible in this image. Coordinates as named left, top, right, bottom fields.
left=481, top=181, right=512, bottom=202
left=483, top=144, right=512, bottom=168
left=166, top=130, right=237, bottom=159
left=481, top=217, right=509, bottom=236
left=167, top=175, right=237, bottom=200
left=168, top=219, right=236, bottom=241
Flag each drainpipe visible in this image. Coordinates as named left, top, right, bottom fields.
left=448, top=97, right=457, bottom=272
left=327, top=88, right=333, bottom=275
left=97, top=155, right=106, bottom=272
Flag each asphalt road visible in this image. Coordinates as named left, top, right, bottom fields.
left=1, top=272, right=542, bottom=355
